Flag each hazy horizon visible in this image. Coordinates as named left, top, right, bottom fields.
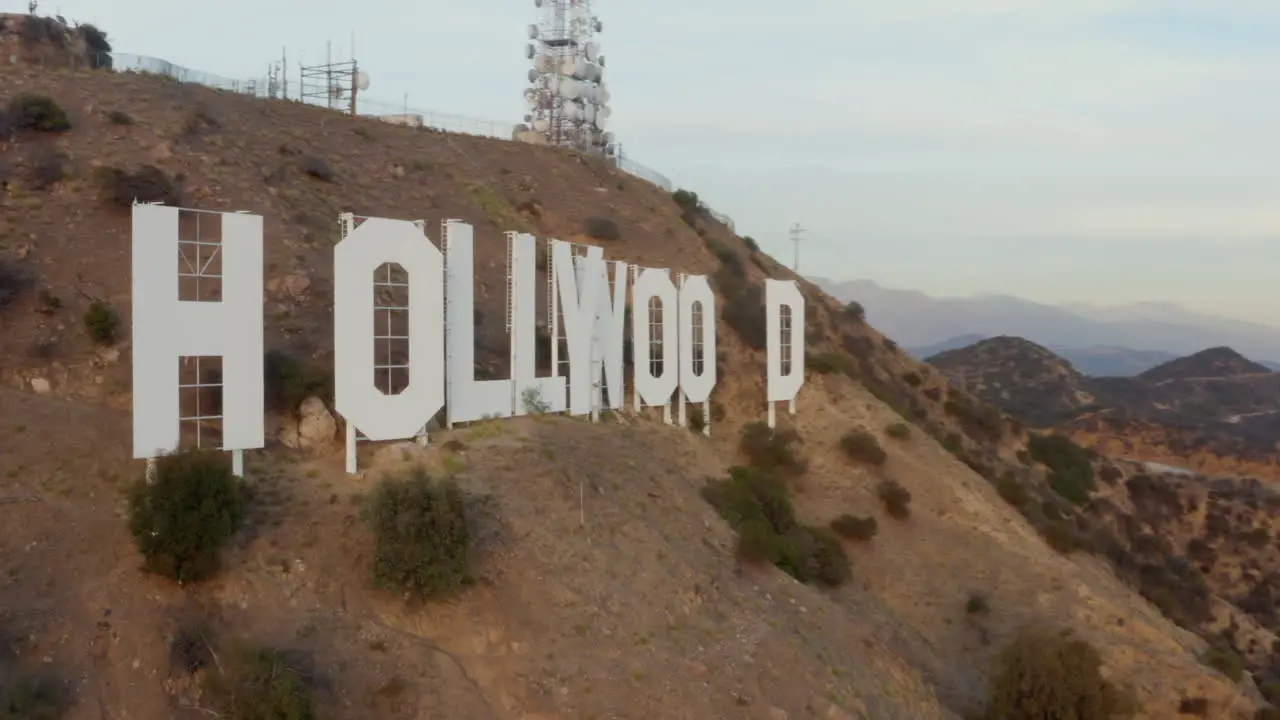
left=29, top=0, right=1280, bottom=326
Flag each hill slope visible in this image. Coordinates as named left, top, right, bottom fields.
left=927, top=337, right=1280, bottom=479
left=0, top=57, right=1273, bottom=718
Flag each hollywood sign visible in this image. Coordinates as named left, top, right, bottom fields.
left=130, top=204, right=806, bottom=475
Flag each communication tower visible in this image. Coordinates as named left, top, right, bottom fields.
left=515, top=0, right=614, bottom=156
left=299, top=42, right=369, bottom=114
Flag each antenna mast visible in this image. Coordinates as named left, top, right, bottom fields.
left=518, top=0, right=614, bottom=155
left=789, top=222, right=805, bottom=272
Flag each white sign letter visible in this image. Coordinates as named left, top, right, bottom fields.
left=631, top=267, right=679, bottom=411
left=593, top=260, right=628, bottom=412
left=766, top=279, right=805, bottom=419
left=446, top=221, right=514, bottom=424
left=511, top=232, right=565, bottom=414
left=132, top=205, right=264, bottom=458
left=334, top=217, right=444, bottom=441
left=552, top=240, right=604, bottom=415
left=679, top=274, right=717, bottom=404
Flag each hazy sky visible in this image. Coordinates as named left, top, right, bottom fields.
left=32, top=0, right=1280, bottom=325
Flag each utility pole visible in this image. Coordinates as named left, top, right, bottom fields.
left=789, top=222, right=805, bottom=272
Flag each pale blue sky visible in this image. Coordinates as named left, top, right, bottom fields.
left=25, top=0, right=1280, bottom=326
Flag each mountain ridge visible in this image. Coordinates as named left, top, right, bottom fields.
left=816, top=277, right=1280, bottom=362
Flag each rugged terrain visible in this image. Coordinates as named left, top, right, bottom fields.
left=928, top=337, right=1280, bottom=479
left=1, top=26, right=1278, bottom=719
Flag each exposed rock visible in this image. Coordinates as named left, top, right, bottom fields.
left=29, top=377, right=51, bottom=395
left=278, top=396, right=336, bottom=449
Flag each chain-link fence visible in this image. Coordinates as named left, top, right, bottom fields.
left=8, top=48, right=736, bottom=231
left=353, top=97, right=513, bottom=141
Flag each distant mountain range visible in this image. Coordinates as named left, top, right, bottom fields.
left=812, top=278, right=1280, bottom=375
left=906, top=334, right=1280, bottom=377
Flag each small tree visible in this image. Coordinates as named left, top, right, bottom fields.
left=840, top=429, right=887, bottom=466
left=983, top=627, right=1134, bottom=719
left=202, top=643, right=317, bottom=720
left=127, top=449, right=246, bottom=583
left=6, top=93, right=71, bottom=133
left=83, top=300, right=119, bottom=344
left=877, top=479, right=912, bottom=519
left=364, top=469, right=473, bottom=600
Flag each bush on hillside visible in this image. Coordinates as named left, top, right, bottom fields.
left=0, top=670, right=67, bottom=720
left=1028, top=433, right=1095, bottom=505
left=830, top=514, right=877, bottom=542
left=877, top=478, right=912, bottom=519
left=127, top=449, right=247, bottom=583
left=364, top=468, right=473, bottom=600
left=264, top=349, right=333, bottom=414
left=982, top=627, right=1135, bottom=720
left=26, top=146, right=68, bottom=190
left=672, top=189, right=700, bottom=212
left=83, top=300, right=119, bottom=344
left=94, top=165, right=181, bottom=208
left=701, top=466, right=850, bottom=587
left=885, top=422, right=911, bottom=440
left=6, top=93, right=71, bottom=133
left=844, top=301, right=866, bottom=322
left=943, top=394, right=1005, bottom=443
left=739, top=421, right=807, bottom=479
left=583, top=216, right=620, bottom=240
left=840, top=429, right=888, bottom=466
left=202, top=643, right=317, bottom=720
left=806, top=350, right=853, bottom=375
left=741, top=235, right=759, bottom=252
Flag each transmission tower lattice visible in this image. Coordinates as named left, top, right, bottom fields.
left=515, top=0, right=615, bottom=156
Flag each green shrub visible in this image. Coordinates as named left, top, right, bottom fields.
left=0, top=670, right=67, bottom=720
left=830, top=514, right=877, bottom=541
left=1028, top=433, right=1095, bottom=505
left=983, top=628, right=1135, bottom=719
left=720, top=277, right=768, bottom=350
left=6, top=93, right=71, bottom=133
left=807, top=351, right=852, bottom=375
left=364, top=468, right=473, bottom=600
left=583, top=216, right=620, bottom=240
left=127, top=449, right=246, bottom=583
left=741, top=235, right=759, bottom=252
left=702, top=466, right=795, bottom=534
left=264, top=349, right=333, bottom=414
left=736, top=518, right=777, bottom=564
left=202, top=643, right=317, bottom=720
left=702, top=467, right=849, bottom=587
left=106, top=109, right=134, bottom=125
left=885, top=422, right=911, bottom=440
left=672, top=189, right=699, bottom=211
left=943, top=395, right=1005, bottom=443
left=902, top=371, right=923, bottom=387
left=840, top=429, right=887, bottom=466
left=83, top=299, right=119, bottom=344
left=1202, top=645, right=1244, bottom=683
left=967, top=593, right=990, bottom=615
left=739, top=422, right=807, bottom=479
left=844, top=301, right=865, bottom=322
left=774, top=526, right=851, bottom=587
left=996, top=474, right=1030, bottom=507
left=94, top=164, right=181, bottom=207
left=877, top=479, right=912, bottom=519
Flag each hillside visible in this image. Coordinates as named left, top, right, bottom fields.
left=1, top=47, right=1278, bottom=719
left=1139, top=346, right=1273, bottom=384
left=925, top=336, right=1096, bottom=426
left=927, top=337, right=1280, bottom=479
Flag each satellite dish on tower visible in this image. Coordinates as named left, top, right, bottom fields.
left=527, top=24, right=539, bottom=39
left=354, top=71, right=370, bottom=91
left=525, top=44, right=535, bottom=59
